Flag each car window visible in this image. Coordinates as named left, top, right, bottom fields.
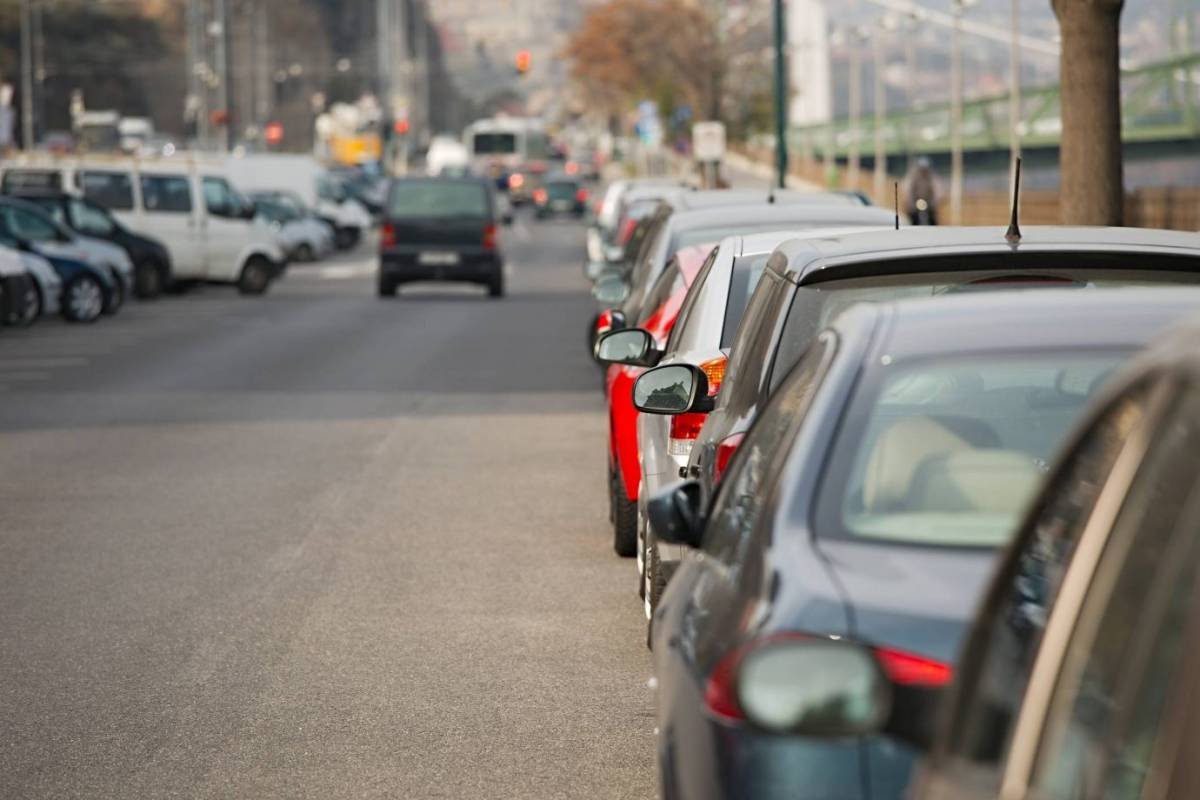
left=721, top=252, right=772, bottom=349
left=703, top=334, right=834, bottom=571
left=69, top=199, right=116, bottom=237
left=622, top=216, right=669, bottom=317
left=388, top=180, right=488, bottom=219
left=718, top=266, right=793, bottom=411
left=2, top=169, right=62, bottom=193
left=1, top=205, right=63, bottom=242
left=24, top=197, right=68, bottom=226
left=665, top=246, right=720, bottom=353
left=937, top=384, right=1153, bottom=793
left=140, top=175, right=193, bottom=214
left=78, top=170, right=135, bottom=211
left=202, top=177, right=241, bottom=218
left=1028, top=390, right=1200, bottom=800
left=829, top=351, right=1130, bottom=548
left=638, top=260, right=682, bottom=328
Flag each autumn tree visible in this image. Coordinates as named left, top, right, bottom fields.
left=1052, top=0, right=1125, bottom=225
left=565, top=0, right=725, bottom=125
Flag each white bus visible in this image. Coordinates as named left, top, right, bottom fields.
left=463, top=118, right=552, bottom=203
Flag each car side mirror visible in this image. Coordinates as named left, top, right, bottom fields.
left=736, top=639, right=892, bottom=737
left=240, top=201, right=257, bottom=220
left=14, top=236, right=35, bottom=253
left=594, top=328, right=663, bottom=367
left=633, top=364, right=714, bottom=414
left=646, top=480, right=705, bottom=549
left=593, top=274, right=628, bottom=307
left=604, top=244, right=625, bottom=262
left=585, top=259, right=611, bottom=281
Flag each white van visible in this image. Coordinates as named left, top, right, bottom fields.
left=0, top=155, right=286, bottom=295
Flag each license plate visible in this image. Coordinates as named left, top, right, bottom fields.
left=418, top=252, right=460, bottom=266
left=552, top=200, right=571, bottom=211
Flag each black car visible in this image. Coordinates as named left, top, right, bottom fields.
left=534, top=176, right=588, bottom=219
left=745, top=317, right=1200, bottom=800
left=8, top=190, right=172, bottom=298
left=378, top=177, right=505, bottom=298
left=643, top=288, right=1200, bottom=800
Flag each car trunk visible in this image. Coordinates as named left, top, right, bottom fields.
left=385, top=216, right=487, bottom=251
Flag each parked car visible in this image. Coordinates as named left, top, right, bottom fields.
left=0, top=158, right=286, bottom=294
left=595, top=241, right=718, bottom=559
left=0, top=230, right=115, bottom=323
left=533, top=175, right=588, bottom=219
left=644, top=287, right=1200, bottom=800
left=9, top=190, right=173, bottom=298
left=594, top=202, right=897, bottom=562
left=378, top=176, right=505, bottom=298
left=0, top=195, right=131, bottom=313
left=600, top=227, right=884, bottom=635
left=0, top=234, right=62, bottom=321
left=668, top=226, right=1200, bottom=518
left=248, top=191, right=334, bottom=262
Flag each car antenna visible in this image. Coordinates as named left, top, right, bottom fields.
left=1005, top=157, right=1023, bottom=243
left=893, top=181, right=900, bottom=230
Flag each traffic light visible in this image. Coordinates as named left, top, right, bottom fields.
left=515, top=50, right=532, bottom=76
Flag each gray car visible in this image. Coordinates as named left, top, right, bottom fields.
left=644, top=287, right=1200, bottom=800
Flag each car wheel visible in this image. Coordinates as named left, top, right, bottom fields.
left=104, top=273, right=124, bottom=314
left=612, top=467, right=638, bottom=557
left=487, top=270, right=504, bottom=298
left=237, top=257, right=272, bottom=296
left=10, top=280, right=40, bottom=327
left=334, top=227, right=359, bottom=250
left=295, top=243, right=315, bottom=263
left=62, top=274, right=104, bottom=322
left=644, top=539, right=668, bottom=645
left=377, top=274, right=397, bottom=297
left=135, top=259, right=164, bottom=299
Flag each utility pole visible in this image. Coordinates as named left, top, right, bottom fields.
left=213, top=0, right=230, bottom=151
left=847, top=28, right=863, bottom=188
left=950, top=0, right=966, bottom=225
left=872, top=25, right=887, bottom=202
left=773, top=0, right=788, bottom=189
left=255, top=0, right=270, bottom=130
left=20, top=0, right=34, bottom=150
left=1009, top=0, right=1022, bottom=190
left=32, top=0, right=44, bottom=144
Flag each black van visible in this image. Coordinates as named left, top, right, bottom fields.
left=378, top=177, right=504, bottom=298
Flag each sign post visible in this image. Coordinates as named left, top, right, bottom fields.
left=692, top=121, right=726, bottom=189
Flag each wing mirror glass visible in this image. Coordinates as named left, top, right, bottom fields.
left=586, top=259, right=611, bottom=281
left=593, top=274, right=628, bottom=307
left=646, top=480, right=704, bottom=548
left=240, top=201, right=258, bottom=220
left=633, top=363, right=713, bottom=414
left=736, top=640, right=891, bottom=737
left=594, top=328, right=662, bottom=367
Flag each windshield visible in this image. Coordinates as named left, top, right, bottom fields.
left=472, top=132, right=517, bottom=155
left=388, top=180, right=489, bottom=219
left=825, top=351, right=1128, bottom=548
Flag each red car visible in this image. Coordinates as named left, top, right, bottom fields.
left=601, top=242, right=715, bottom=557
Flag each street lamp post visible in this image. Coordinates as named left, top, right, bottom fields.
left=848, top=28, right=864, bottom=188
left=873, top=21, right=889, bottom=202
left=20, top=0, right=33, bottom=150
left=950, top=0, right=968, bottom=225
left=773, top=0, right=789, bottom=189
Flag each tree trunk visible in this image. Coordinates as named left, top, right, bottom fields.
left=1051, top=0, right=1125, bottom=225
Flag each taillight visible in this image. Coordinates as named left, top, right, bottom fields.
left=381, top=222, right=396, bottom=248
left=704, top=634, right=952, bottom=722
left=593, top=199, right=604, bottom=217
left=595, top=309, right=614, bottom=337
left=533, top=189, right=548, bottom=205
left=576, top=187, right=589, bottom=203
left=617, top=218, right=637, bottom=246
left=669, top=413, right=708, bottom=456
left=565, top=161, right=580, bottom=175
left=482, top=223, right=497, bottom=250
left=713, top=433, right=746, bottom=484
left=509, top=173, right=525, bottom=190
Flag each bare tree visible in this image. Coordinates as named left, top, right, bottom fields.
left=1051, top=0, right=1125, bottom=225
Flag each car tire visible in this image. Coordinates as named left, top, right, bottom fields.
left=135, top=259, right=165, bottom=299
left=612, top=467, right=638, bottom=558
left=104, top=274, right=124, bottom=314
left=10, top=280, right=40, bottom=327
left=644, top=539, right=668, bottom=649
left=237, top=257, right=272, bottom=296
left=487, top=270, right=504, bottom=298
left=295, top=243, right=315, bottom=263
left=334, top=227, right=359, bottom=251
left=378, top=275, right=397, bottom=297
left=62, top=274, right=104, bottom=323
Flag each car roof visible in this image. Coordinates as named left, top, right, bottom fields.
left=666, top=188, right=865, bottom=212
left=773, top=226, right=1200, bottom=284
left=838, top=286, right=1200, bottom=359
left=736, top=226, right=891, bottom=258
left=667, top=203, right=896, bottom=234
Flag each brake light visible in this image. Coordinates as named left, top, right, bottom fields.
left=565, top=161, right=580, bottom=175
left=713, top=432, right=746, bottom=484
left=617, top=218, right=637, bottom=246
left=381, top=222, right=396, bottom=248
left=595, top=309, right=614, bottom=336
left=669, top=412, right=708, bottom=456
left=874, top=646, right=954, bottom=687
left=704, top=633, right=952, bottom=723
left=533, top=188, right=548, bottom=205
left=576, top=187, right=589, bottom=203
left=509, top=173, right=525, bottom=190
left=482, top=223, right=497, bottom=250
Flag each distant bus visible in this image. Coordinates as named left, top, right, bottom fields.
left=463, top=118, right=551, bottom=204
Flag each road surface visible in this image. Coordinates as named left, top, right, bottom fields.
left=0, top=216, right=657, bottom=799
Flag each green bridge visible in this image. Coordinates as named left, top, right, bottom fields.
left=792, top=52, right=1200, bottom=165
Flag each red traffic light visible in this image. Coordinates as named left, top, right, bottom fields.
left=264, top=121, right=284, bottom=145
left=515, top=50, right=532, bottom=74
left=393, top=118, right=410, bottom=135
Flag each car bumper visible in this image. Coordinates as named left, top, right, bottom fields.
left=380, top=253, right=501, bottom=283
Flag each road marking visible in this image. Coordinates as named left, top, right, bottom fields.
left=314, top=263, right=376, bottom=280
left=0, top=371, right=52, bottom=381
left=0, top=357, right=87, bottom=368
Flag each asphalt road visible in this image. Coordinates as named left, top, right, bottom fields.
left=0, top=216, right=656, bottom=799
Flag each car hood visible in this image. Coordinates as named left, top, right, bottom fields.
left=817, top=539, right=998, bottom=664
left=78, top=235, right=133, bottom=271
left=0, top=246, right=25, bottom=277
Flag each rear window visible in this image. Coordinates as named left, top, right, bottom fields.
left=721, top=253, right=772, bottom=348
left=79, top=171, right=135, bottom=211
left=546, top=182, right=578, bottom=200
left=388, top=181, right=489, bottom=219
left=2, top=170, right=62, bottom=193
